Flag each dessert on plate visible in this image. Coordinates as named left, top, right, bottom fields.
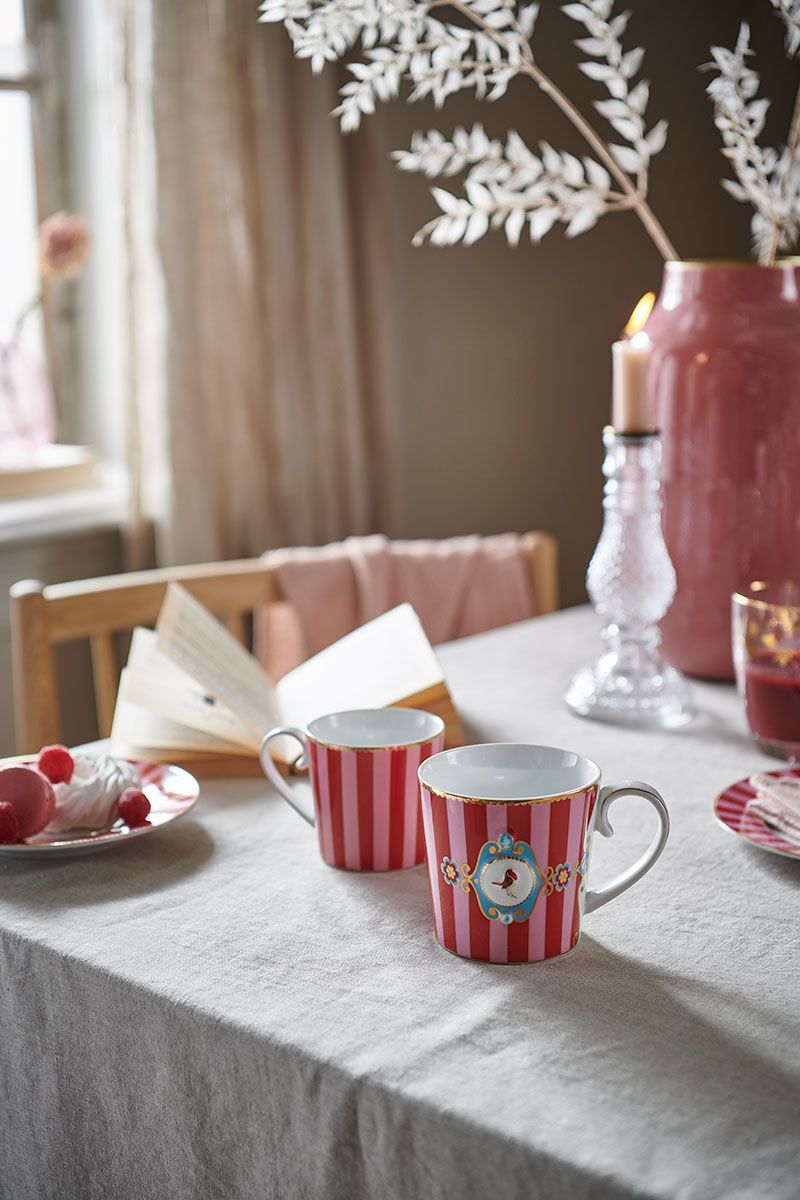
left=0, top=745, right=151, bottom=843
left=46, top=752, right=143, bottom=833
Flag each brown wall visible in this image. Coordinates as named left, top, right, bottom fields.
left=347, top=0, right=795, bottom=606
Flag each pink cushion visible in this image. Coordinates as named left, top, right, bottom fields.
left=254, top=534, right=537, bottom=680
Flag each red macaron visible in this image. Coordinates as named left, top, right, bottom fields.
left=0, top=801, right=20, bottom=844
left=0, top=766, right=56, bottom=839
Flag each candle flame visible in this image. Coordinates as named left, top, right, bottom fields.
left=623, top=292, right=656, bottom=338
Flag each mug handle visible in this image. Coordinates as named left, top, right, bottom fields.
left=259, top=726, right=316, bottom=826
left=584, top=780, right=669, bottom=914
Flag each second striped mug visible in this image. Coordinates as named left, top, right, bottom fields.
left=260, top=708, right=445, bottom=871
left=418, top=743, right=669, bottom=963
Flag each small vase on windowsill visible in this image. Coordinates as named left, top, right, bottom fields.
left=0, top=341, right=56, bottom=468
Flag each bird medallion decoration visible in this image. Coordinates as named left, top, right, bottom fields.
left=439, top=831, right=590, bottom=925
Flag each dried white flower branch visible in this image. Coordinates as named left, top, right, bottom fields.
left=706, top=18, right=800, bottom=265
left=396, top=124, right=631, bottom=245
left=771, top=0, right=800, bottom=58
left=563, top=2, right=667, bottom=194
left=767, top=0, right=800, bottom=262
left=259, top=0, right=678, bottom=258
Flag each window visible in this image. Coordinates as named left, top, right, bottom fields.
left=0, top=1, right=44, bottom=365
left=0, top=1, right=125, bottom=512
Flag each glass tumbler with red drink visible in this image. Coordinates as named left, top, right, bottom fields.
left=733, top=582, right=800, bottom=761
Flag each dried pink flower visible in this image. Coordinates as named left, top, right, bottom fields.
left=38, top=212, right=91, bottom=281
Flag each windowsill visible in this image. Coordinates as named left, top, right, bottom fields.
left=0, top=464, right=127, bottom=547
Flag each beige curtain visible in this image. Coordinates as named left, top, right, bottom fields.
left=116, top=0, right=395, bottom=566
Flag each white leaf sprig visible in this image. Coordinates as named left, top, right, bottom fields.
left=397, top=0, right=671, bottom=248
left=394, top=123, right=633, bottom=246
left=259, top=0, right=533, bottom=129
left=706, top=21, right=800, bottom=264
left=770, top=0, right=800, bottom=58
left=561, top=1, right=668, bottom=192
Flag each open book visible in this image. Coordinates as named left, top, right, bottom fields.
left=110, top=583, right=462, bottom=775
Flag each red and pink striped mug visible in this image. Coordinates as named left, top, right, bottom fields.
left=418, top=743, right=669, bottom=963
left=260, top=708, right=445, bottom=870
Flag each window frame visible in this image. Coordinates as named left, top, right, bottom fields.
left=3, top=1, right=72, bottom=441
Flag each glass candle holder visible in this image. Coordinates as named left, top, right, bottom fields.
left=733, top=581, right=800, bottom=761
left=565, top=427, right=695, bottom=729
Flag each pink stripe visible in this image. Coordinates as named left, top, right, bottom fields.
left=372, top=751, right=391, bottom=871
left=401, top=746, right=422, bottom=868
left=528, top=800, right=551, bottom=963
left=340, top=751, right=360, bottom=870
left=420, top=789, right=443, bottom=943
left=717, top=799, right=747, bottom=813
left=560, top=792, right=586, bottom=954
left=313, top=742, right=335, bottom=864
left=486, top=804, right=509, bottom=963
left=446, top=797, right=471, bottom=958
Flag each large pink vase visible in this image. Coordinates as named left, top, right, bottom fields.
left=646, top=261, right=800, bottom=680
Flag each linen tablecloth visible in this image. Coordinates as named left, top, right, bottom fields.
left=1, top=608, right=798, bottom=1200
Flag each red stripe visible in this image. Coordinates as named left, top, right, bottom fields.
left=431, top=792, right=456, bottom=951
left=464, top=803, right=490, bottom=961
left=326, top=746, right=345, bottom=868
left=388, top=750, right=406, bottom=870
left=544, top=797, right=571, bottom=960
left=357, top=752, right=374, bottom=871
left=507, top=805, right=533, bottom=963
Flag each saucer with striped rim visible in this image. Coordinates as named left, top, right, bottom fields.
left=714, top=768, right=800, bottom=861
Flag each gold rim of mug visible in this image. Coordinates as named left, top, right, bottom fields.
left=418, top=779, right=599, bottom=806
left=309, top=732, right=445, bottom=753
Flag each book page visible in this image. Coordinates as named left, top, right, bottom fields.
left=111, top=667, right=251, bottom=755
left=156, top=583, right=280, bottom=741
left=275, top=603, right=444, bottom=732
left=116, top=626, right=262, bottom=751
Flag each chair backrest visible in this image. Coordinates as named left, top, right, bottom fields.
left=9, top=532, right=557, bottom=754
left=10, top=560, right=279, bottom=753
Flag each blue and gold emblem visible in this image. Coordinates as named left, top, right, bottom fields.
left=459, top=831, right=543, bottom=925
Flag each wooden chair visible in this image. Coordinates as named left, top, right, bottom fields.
left=9, top=532, right=558, bottom=754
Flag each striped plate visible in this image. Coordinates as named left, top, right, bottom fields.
left=714, top=769, right=800, bottom=861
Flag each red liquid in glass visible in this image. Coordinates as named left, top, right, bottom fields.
left=744, top=655, right=800, bottom=745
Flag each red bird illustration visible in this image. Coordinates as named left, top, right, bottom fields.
left=493, top=867, right=519, bottom=900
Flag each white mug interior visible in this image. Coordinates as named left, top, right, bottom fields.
left=418, top=743, right=600, bottom=802
left=307, top=707, right=445, bottom=750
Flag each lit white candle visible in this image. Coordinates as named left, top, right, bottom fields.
left=611, top=291, right=656, bottom=434
left=612, top=330, right=654, bottom=434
